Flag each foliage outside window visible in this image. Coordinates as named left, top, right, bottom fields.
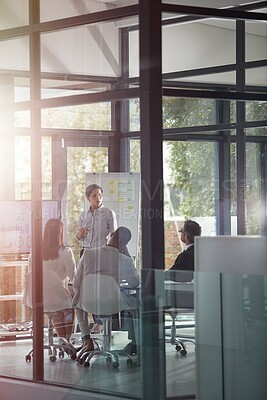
left=164, top=97, right=215, bottom=218
left=14, top=98, right=265, bottom=245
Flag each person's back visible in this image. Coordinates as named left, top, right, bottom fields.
left=82, top=245, right=139, bottom=286
left=168, top=220, right=201, bottom=282
left=72, top=227, right=140, bottom=356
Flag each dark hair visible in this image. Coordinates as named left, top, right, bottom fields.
left=183, top=220, right=202, bottom=243
left=43, top=219, right=64, bottom=261
left=108, top=227, right=132, bottom=257
left=85, top=184, right=103, bottom=198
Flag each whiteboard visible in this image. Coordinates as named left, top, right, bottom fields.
left=85, top=173, right=141, bottom=259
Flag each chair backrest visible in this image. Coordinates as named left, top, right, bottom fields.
left=23, top=270, right=72, bottom=312
left=78, top=274, right=130, bottom=316
left=165, top=281, right=194, bottom=309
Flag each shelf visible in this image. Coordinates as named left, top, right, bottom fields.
left=0, top=294, right=23, bottom=301
left=0, top=261, right=28, bottom=268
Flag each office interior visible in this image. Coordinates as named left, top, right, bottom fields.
left=0, top=1, right=266, bottom=399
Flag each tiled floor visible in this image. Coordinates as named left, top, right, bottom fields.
left=0, top=327, right=196, bottom=399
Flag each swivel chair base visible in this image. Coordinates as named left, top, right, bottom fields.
left=78, top=316, right=135, bottom=369
left=166, top=308, right=195, bottom=356
left=25, top=313, right=77, bottom=363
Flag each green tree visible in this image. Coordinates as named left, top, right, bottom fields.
left=164, top=97, right=215, bottom=218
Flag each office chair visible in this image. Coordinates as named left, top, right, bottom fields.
left=23, top=270, right=77, bottom=362
left=165, top=280, right=195, bottom=356
left=76, top=273, right=136, bottom=369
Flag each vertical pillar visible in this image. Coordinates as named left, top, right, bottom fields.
left=215, top=99, right=231, bottom=235
left=139, top=1, right=166, bottom=399
left=260, top=143, right=267, bottom=235
left=29, top=0, right=44, bottom=381
left=109, top=27, right=130, bottom=173
left=52, top=138, right=67, bottom=220
left=0, top=75, right=15, bottom=200
left=236, top=20, right=246, bottom=234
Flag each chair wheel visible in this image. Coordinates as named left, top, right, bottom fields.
left=59, top=351, right=64, bottom=358
left=127, top=358, right=133, bottom=366
left=71, top=353, right=77, bottom=360
left=25, top=355, right=31, bottom=362
left=50, top=355, right=57, bottom=362
left=175, top=345, right=181, bottom=352
left=84, top=361, right=90, bottom=368
left=112, top=362, right=119, bottom=368
left=180, top=349, right=187, bottom=356
left=106, top=356, right=112, bottom=364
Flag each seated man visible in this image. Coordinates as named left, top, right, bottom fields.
left=72, top=226, right=140, bottom=358
left=168, top=219, right=202, bottom=282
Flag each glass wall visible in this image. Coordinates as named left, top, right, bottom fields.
left=0, top=1, right=266, bottom=400
left=195, top=235, right=267, bottom=400
left=0, top=0, right=29, bottom=29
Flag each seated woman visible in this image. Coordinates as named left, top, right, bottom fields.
left=27, top=218, right=77, bottom=353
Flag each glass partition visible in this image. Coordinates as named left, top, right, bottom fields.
left=195, top=270, right=267, bottom=400
left=0, top=0, right=29, bottom=28
left=0, top=199, right=59, bottom=380
left=0, top=36, right=29, bottom=71
left=164, top=140, right=216, bottom=254
left=162, top=97, right=215, bottom=129
left=0, top=262, right=266, bottom=399
left=246, top=67, right=267, bottom=88
left=0, top=249, right=32, bottom=380
left=41, top=102, right=112, bottom=130
left=246, top=19, right=267, bottom=62
left=246, top=101, right=267, bottom=124
left=162, top=18, right=236, bottom=73
left=0, top=2, right=266, bottom=399
left=41, top=22, right=120, bottom=79
left=40, top=0, right=138, bottom=23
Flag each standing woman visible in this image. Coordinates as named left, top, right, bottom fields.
left=28, top=218, right=77, bottom=352
left=75, top=184, right=117, bottom=333
left=76, top=184, right=117, bottom=252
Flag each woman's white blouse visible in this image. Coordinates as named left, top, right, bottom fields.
left=27, top=246, right=76, bottom=311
